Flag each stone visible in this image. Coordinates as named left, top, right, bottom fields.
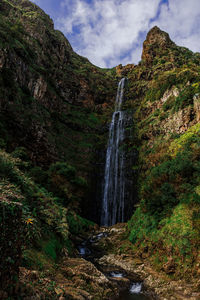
left=142, top=26, right=174, bottom=65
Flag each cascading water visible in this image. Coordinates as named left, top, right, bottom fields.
left=101, top=78, right=127, bottom=226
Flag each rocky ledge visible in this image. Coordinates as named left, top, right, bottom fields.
left=2, top=224, right=200, bottom=300
left=95, top=225, right=200, bottom=300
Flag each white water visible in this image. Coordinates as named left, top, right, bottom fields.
left=110, top=271, right=124, bottom=278
left=130, top=283, right=142, bottom=294
left=78, top=245, right=91, bottom=256
left=101, top=78, right=126, bottom=226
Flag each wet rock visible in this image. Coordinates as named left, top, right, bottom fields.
left=55, top=257, right=118, bottom=299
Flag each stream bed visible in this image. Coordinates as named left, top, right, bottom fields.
left=77, top=231, right=151, bottom=300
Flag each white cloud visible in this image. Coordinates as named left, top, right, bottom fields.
left=151, top=0, right=200, bottom=52
left=46, top=0, right=200, bottom=68
left=56, top=0, right=160, bottom=67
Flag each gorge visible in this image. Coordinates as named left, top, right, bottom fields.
left=0, top=0, right=200, bottom=299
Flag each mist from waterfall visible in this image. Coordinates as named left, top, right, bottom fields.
left=101, top=78, right=127, bottom=226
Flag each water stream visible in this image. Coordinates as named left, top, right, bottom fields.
left=101, top=78, right=127, bottom=226
left=77, top=232, right=151, bottom=300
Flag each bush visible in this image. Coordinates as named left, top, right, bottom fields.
left=29, top=166, right=48, bottom=186
left=173, top=85, right=194, bottom=111
left=141, top=151, right=197, bottom=218
left=49, top=162, right=76, bottom=180
left=67, top=212, right=94, bottom=235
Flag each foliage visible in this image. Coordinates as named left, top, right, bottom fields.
left=128, top=203, right=199, bottom=275
left=145, top=71, right=177, bottom=102
left=128, top=106, right=200, bottom=277
left=67, top=211, right=94, bottom=235
left=169, top=123, right=200, bottom=156
left=173, top=84, right=199, bottom=112
left=0, top=149, right=91, bottom=271
left=141, top=149, right=199, bottom=218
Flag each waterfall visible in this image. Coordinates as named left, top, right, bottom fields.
left=101, top=78, right=127, bottom=226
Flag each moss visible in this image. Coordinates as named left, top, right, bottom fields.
left=42, top=235, right=62, bottom=261
left=67, top=211, right=95, bottom=235
left=23, top=248, right=54, bottom=271
left=168, top=123, right=200, bottom=156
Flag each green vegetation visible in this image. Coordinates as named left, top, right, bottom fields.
left=0, top=146, right=96, bottom=273
left=1, top=0, right=200, bottom=295
left=0, top=2, right=116, bottom=293
left=126, top=49, right=200, bottom=278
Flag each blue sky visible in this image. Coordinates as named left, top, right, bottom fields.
left=31, top=0, right=200, bottom=68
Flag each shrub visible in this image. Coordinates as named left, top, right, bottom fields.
left=173, top=85, right=194, bottom=111
left=67, top=212, right=94, bottom=235
left=141, top=151, right=196, bottom=218
left=49, top=162, right=76, bottom=180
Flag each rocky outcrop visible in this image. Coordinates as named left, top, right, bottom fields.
left=95, top=226, right=200, bottom=300
left=194, top=93, right=200, bottom=122
left=116, top=63, right=135, bottom=77
left=142, top=26, right=175, bottom=65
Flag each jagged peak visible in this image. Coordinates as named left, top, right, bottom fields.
left=142, top=26, right=175, bottom=64
left=145, top=26, right=173, bottom=45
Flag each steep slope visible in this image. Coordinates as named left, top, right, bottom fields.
left=0, top=0, right=118, bottom=221
left=0, top=0, right=116, bottom=165
left=0, top=0, right=117, bottom=297
left=123, top=26, right=200, bottom=283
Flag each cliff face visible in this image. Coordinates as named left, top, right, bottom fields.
left=0, top=1, right=117, bottom=294
left=0, top=0, right=116, bottom=166
left=124, top=26, right=200, bottom=281
left=0, top=0, right=118, bottom=230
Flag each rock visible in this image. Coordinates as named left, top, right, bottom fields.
left=55, top=257, right=118, bottom=299
left=194, top=94, right=200, bottom=122
left=116, top=63, right=135, bottom=77
left=142, top=26, right=174, bottom=65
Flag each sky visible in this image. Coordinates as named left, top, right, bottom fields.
left=31, top=0, right=200, bottom=68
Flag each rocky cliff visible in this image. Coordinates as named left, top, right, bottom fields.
left=123, top=26, right=200, bottom=286
left=0, top=0, right=117, bottom=297
left=0, top=0, right=116, bottom=165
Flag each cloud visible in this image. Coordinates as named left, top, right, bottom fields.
left=151, top=0, right=200, bottom=52
left=32, top=0, right=200, bottom=68
left=56, top=0, right=161, bottom=67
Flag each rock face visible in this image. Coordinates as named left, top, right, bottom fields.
left=0, top=0, right=117, bottom=224
left=142, top=26, right=174, bottom=65
left=125, top=24, right=200, bottom=291
left=0, top=0, right=116, bottom=166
